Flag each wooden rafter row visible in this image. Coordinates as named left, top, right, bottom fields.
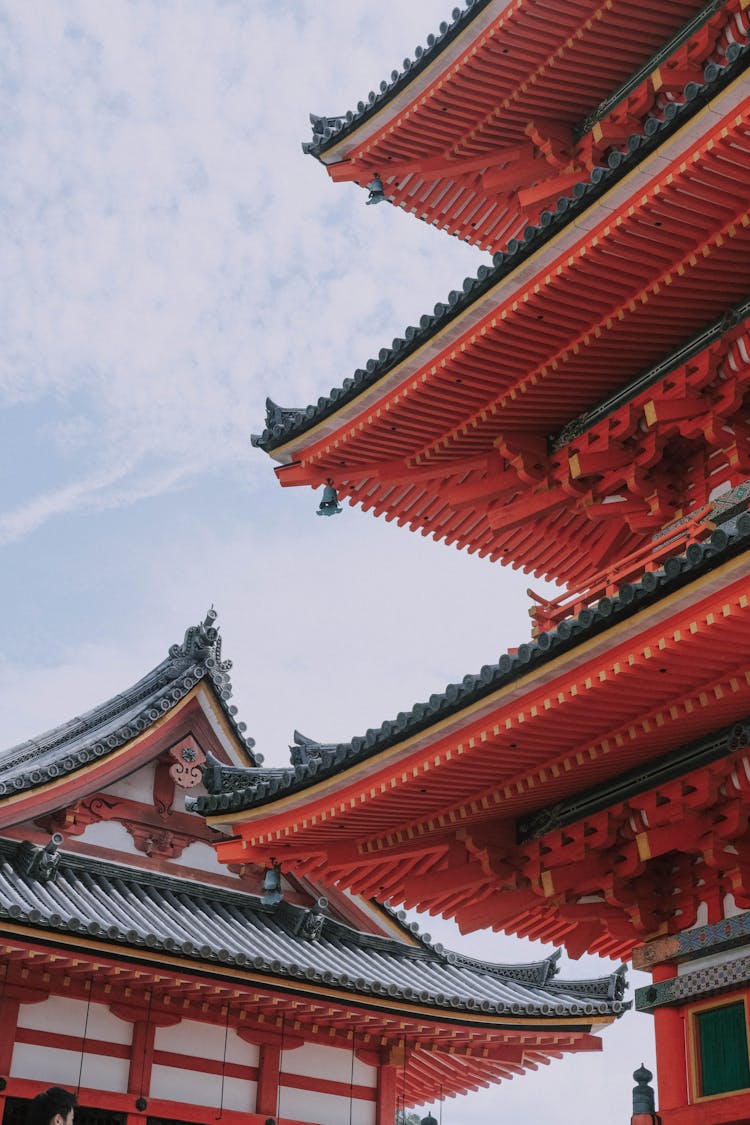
left=281, top=100, right=750, bottom=586
left=323, top=0, right=733, bottom=252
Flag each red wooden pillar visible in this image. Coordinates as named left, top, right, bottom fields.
left=111, top=1002, right=180, bottom=1103
left=376, top=1064, right=398, bottom=1125
left=0, top=994, right=18, bottom=1125
left=652, top=965, right=687, bottom=1113
left=256, top=1044, right=281, bottom=1117
left=128, top=1021, right=156, bottom=1096
left=0, top=996, right=20, bottom=1077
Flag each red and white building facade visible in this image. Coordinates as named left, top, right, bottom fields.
left=0, top=613, right=624, bottom=1125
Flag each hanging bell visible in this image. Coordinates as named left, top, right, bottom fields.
left=420, top=1115, right=438, bottom=1125
left=262, top=864, right=284, bottom=906
left=317, top=479, right=342, bottom=516
left=365, top=175, right=386, bottom=205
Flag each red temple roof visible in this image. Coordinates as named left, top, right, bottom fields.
left=305, top=0, right=731, bottom=253
left=257, top=78, right=750, bottom=587
left=0, top=621, right=627, bottom=1105
left=192, top=520, right=750, bottom=957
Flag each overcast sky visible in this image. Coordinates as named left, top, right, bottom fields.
left=0, top=2, right=654, bottom=1120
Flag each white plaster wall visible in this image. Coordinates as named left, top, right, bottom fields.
left=219, top=1076, right=258, bottom=1114
left=77, top=818, right=137, bottom=853
left=150, top=1064, right=255, bottom=1111
left=11, top=1044, right=129, bottom=1092
left=17, top=997, right=132, bottom=1043
left=284, top=1042, right=376, bottom=1086
left=279, top=1087, right=375, bottom=1125
left=106, top=763, right=156, bottom=804
left=170, top=838, right=234, bottom=876
left=155, top=1020, right=257, bottom=1065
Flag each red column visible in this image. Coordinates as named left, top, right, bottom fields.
left=256, top=1044, right=281, bottom=1117
left=0, top=996, right=20, bottom=1076
left=128, top=1021, right=156, bottom=1096
left=376, top=1064, right=398, bottom=1125
left=652, top=965, right=687, bottom=1112
left=111, top=1001, right=180, bottom=1102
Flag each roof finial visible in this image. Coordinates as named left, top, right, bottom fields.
left=632, top=1063, right=656, bottom=1116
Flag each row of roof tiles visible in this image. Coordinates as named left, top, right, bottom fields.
left=305, top=0, right=714, bottom=158
left=189, top=513, right=750, bottom=816
left=0, top=842, right=625, bottom=1018
left=0, top=611, right=258, bottom=799
left=304, top=0, right=495, bottom=157
left=253, top=42, right=749, bottom=453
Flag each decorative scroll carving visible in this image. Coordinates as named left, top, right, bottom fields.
left=36, top=795, right=118, bottom=838
left=169, top=737, right=206, bottom=789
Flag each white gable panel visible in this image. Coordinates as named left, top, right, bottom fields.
left=170, top=838, right=232, bottom=876
left=77, top=818, right=136, bottom=853
left=106, top=762, right=156, bottom=804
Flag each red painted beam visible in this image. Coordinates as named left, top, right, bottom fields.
left=328, top=143, right=534, bottom=185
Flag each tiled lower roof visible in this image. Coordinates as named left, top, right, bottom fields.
left=189, top=514, right=750, bottom=817
left=0, top=841, right=625, bottom=1020
left=252, top=44, right=749, bottom=454
left=0, top=612, right=257, bottom=800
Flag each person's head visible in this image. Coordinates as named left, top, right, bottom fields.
left=27, top=1088, right=77, bottom=1125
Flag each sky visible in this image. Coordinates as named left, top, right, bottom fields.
left=0, top=2, right=655, bottom=1122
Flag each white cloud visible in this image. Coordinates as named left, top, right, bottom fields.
left=0, top=0, right=479, bottom=541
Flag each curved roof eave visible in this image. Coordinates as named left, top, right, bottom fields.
left=190, top=515, right=750, bottom=818
left=304, top=0, right=498, bottom=162
left=0, top=611, right=257, bottom=814
left=253, top=46, right=750, bottom=458
left=0, top=840, right=627, bottom=1022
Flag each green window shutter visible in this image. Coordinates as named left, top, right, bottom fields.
left=697, top=1002, right=750, bottom=1097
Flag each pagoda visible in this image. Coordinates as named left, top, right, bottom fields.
left=0, top=612, right=624, bottom=1125
left=201, top=2, right=750, bottom=1123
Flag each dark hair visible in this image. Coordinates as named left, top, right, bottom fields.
left=27, top=1088, right=77, bottom=1125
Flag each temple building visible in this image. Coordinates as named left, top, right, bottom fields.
left=216, top=1, right=750, bottom=1123
left=0, top=612, right=625, bottom=1125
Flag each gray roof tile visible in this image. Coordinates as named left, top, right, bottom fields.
left=0, top=611, right=257, bottom=800
left=0, top=840, right=626, bottom=1019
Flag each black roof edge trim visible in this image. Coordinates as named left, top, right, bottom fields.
left=305, top=0, right=496, bottom=157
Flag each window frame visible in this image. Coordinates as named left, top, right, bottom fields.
left=689, top=991, right=750, bottom=1103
